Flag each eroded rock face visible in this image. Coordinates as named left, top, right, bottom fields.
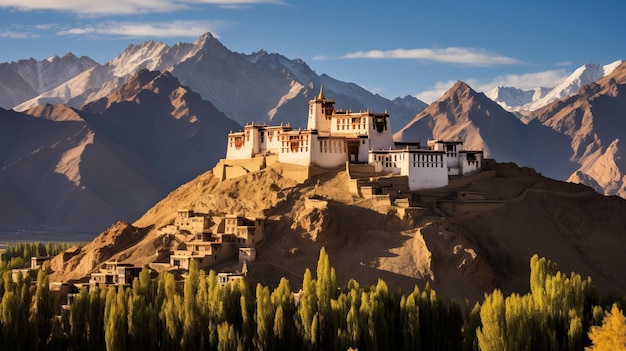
left=49, top=221, right=147, bottom=282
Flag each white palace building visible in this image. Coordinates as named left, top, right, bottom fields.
left=225, top=88, right=482, bottom=191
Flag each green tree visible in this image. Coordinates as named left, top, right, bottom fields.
left=30, top=269, right=55, bottom=350
left=70, top=287, right=90, bottom=349
left=181, top=259, right=203, bottom=350
left=476, top=289, right=506, bottom=351
left=217, top=321, right=237, bottom=351
left=254, top=284, right=274, bottom=351
left=297, top=268, right=318, bottom=349
left=104, top=286, right=128, bottom=351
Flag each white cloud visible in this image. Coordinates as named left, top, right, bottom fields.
left=57, top=20, right=229, bottom=38
left=415, top=80, right=462, bottom=103
left=0, top=31, right=38, bottom=39
left=0, top=0, right=283, bottom=16
left=415, top=69, right=571, bottom=103
left=339, top=47, right=521, bottom=66
left=556, top=61, right=573, bottom=67
left=474, top=70, right=570, bottom=91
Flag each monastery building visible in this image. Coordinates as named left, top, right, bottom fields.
left=225, top=88, right=482, bottom=190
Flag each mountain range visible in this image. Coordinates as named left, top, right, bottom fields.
left=485, top=60, right=623, bottom=115
left=1, top=32, right=626, bottom=234
left=5, top=33, right=426, bottom=131
left=396, top=62, right=626, bottom=197
left=0, top=53, right=97, bottom=109
left=0, top=69, right=239, bottom=233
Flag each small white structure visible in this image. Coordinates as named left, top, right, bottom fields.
left=224, top=88, right=483, bottom=191
left=369, top=149, right=449, bottom=190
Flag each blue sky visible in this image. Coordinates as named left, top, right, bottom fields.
left=0, top=0, right=624, bottom=102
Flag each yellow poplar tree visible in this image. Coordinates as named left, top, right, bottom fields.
left=587, top=304, right=626, bottom=351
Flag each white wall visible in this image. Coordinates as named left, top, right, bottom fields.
left=312, top=137, right=348, bottom=168
left=406, top=153, right=448, bottom=190
left=226, top=132, right=254, bottom=159
left=278, top=133, right=313, bottom=166
left=460, top=152, right=483, bottom=175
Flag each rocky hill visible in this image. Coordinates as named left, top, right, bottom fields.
left=48, top=162, right=626, bottom=302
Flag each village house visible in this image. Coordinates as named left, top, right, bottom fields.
left=168, top=213, right=265, bottom=270
left=223, top=88, right=483, bottom=190
left=88, top=260, right=142, bottom=288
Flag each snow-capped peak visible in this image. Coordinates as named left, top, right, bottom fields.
left=46, top=54, right=60, bottom=63
left=603, top=60, right=624, bottom=76
left=109, top=40, right=169, bottom=76
left=486, top=60, right=624, bottom=113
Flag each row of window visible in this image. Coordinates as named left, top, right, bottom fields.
left=281, top=146, right=309, bottom=153
left=373, top=154, right=444, bottom=162
left=379, top=161, right=445, bottom=169
left=319, top=140, right=345, bottom=153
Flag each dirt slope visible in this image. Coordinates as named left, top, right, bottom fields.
left=49, top=162, right=626, bottom=302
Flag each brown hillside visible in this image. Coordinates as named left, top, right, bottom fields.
left=49, top=162, right=626, bottom=302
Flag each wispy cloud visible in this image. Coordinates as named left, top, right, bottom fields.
left=57, top=20, right=229, bottom=38
left=0, top=0, right=283, bottom=16
left=326, top=47, right=521, bottom=66
left=0, top=31, right=39, bottom=39
left=415, top=69, right=571, bottom=103
left=555, top=61, right=573, bottom=67
left=476, top=70, right=570, bottom=91
left=416, top=80, right=467, bottom=103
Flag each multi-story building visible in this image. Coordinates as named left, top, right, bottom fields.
left=224, top=88, right=483, bottom=190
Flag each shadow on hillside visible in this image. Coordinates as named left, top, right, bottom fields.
left=255, top=196, right=428, bottom=293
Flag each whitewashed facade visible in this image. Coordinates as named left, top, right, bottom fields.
left=226, top=88, right=394, bottom=168
left=369, top=149, right=449, bottom=190
left=224, top=88, right=483, bottom=190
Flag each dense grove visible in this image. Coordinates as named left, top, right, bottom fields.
left=0, top=242, right=75, bottom=276
left=0, top=248, right=624, bottom=350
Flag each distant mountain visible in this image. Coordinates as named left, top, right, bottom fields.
left=0, top=53, right=97, bottom=109
left=394, top=81, right=577, bottom=180
left=14, top=33, right=426, bottom=131
left=485, top=60, right=623, bottom=114
left=396, top=62, right=626, bottom=198
left=79, top=69, right=241, bottom=187
left=0, top=107, right=165, bottom=232
left=2, top=69, right=240, bottom=233
left=531, top=62, right=626, bottom=197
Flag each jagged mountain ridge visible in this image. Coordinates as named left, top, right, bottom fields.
left=394, top=81, right=577, bottom=181
left=530, top=62, right=626, bottom=197
left=486, top=60, right=624, bottom=114
left=13, top=33, right=426, bottom=131
left=0, top=53, right=97, bottom=109
left=79, top=68, right=241, bottom=187
left=2, top=69, right=240, bottom=233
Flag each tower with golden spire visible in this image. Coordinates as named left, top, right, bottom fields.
left=307, top=85, right=335, bottom=132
